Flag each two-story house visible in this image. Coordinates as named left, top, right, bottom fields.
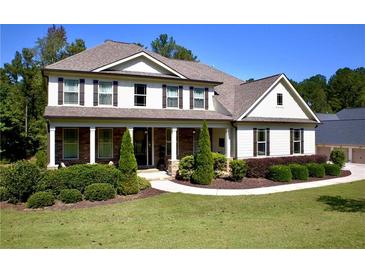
left=43, top=40, right=320, bottom=175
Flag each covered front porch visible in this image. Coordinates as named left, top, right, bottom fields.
left=48, top=119, right=234, bottom=175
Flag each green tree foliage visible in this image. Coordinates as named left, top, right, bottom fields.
left=151, top=34, right=198, bottom=61
left=191, top=121, right=214, bottom=185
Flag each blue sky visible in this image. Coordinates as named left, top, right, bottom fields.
left=1, top=24, right=364, bottom=81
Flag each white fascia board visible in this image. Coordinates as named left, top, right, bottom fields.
left=92, top=51, right=187, bottom=79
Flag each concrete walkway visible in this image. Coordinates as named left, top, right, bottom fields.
left=150, top=163, right=365, bottom=196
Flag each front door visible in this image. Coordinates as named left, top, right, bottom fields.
left=133, top=128, right=152, bottom=166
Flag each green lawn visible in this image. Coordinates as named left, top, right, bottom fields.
left=1, top=181, right=364, bottom=248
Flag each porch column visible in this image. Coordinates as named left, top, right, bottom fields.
left=171, top=127, right=177, bottom=161
left=90, top=126, right=96, bottom=164
left=48, top=126, right=56, bottom=169
left=128, top=127, right=134, bottom=143
left=348, top=147, right=352, bottom=163
left=225, top=127, right=231, bottom=158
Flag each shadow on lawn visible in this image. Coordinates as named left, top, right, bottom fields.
left=317, top=196, right=365, bottom=213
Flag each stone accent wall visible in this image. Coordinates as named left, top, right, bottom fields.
left=167, top=159, right=180, bottom=177
left=95, top=127, right=125, bottom=164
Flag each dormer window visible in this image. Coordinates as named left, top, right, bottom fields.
left=167, top=86, right=178, bottom=108
left=99, top=81, right=113, bottom=106
left=194, top=88, right=205, bottom=109
left=277, top=93, right=283, bottom=106
left=64, top=79, right=79, bottom=105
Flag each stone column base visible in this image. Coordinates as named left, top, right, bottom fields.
left=226, top=157, right=233, bottom=172
left=167, top=159, right=180, bottom=177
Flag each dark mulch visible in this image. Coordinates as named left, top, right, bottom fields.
left=172, top=170, right=352, bottom=189
left=0, top=188, right=164, bottom=211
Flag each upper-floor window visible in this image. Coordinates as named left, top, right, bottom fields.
left=99, top=81, right=113, bottom=106
left=167, top=86, right=178, bottom=108
left=277, top=93, right=283, bottom=106
left=293, top=129, right=301, bottom=154
left=134, top=84, right=146, bottom=106
left=64, top=79, right=79, bottom=105
left=194, top=88, right=204, bottom=109
left=257, top=129, right=266, bottom=156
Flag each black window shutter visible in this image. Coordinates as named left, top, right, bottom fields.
left=290, top=128, right=294, bottom=155
left=204, top=87, right=209, bottom=110
left=113, top=81, right=118, bottom=107
left=79, top=79, right=85, bottom=106
left=179, top=86, right=183, bottom=109
left=253, top=128, right=257, bottom=157
left=93, top=80, right=98, bottom=106
left=300, top=128, right=304, bottom=154
left=58, top=77, right=63, bottom=105
left=162, top=84, right=167, bottom=108
left=189, top=86, right=194, bottom=109
left=266, top=128, right=270, bottom=156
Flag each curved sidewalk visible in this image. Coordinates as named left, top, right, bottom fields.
left=151, top=163, right=365, bottom=196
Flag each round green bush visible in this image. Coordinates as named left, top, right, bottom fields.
left=289, top=164, right=309, bottom=180
left=323, top=163, right=341, bottom=176
left=26, top=191, right=55, bottom=208
left=84, top=183, right=116, bottom=201
left=117, top=175, right=139, bottom=195
left=177, top=155, right=195, bottom=180
left=58, top=189, right=82, bottom=204
left=268, top=165, right=292, bottom=182
left=35, top=150, right=47, bottom=169
left=330, top=149, right=346, bottom=168
left=306, top=163, right=325, bottom=178
left=36, top=170, right=67, bottom=196
left=230, top=160, right=247, bottom=181
left=137, top=176, right=151, bottom=191
left=0, top=186, right=10, bottom=201
left=4, top=160, right=41, bottom=202
left=212, top=152, right=227, bottom=178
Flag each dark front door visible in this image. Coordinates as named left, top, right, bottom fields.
left=133, top=128, right=152, bottom=166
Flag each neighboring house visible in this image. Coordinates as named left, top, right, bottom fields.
left=44, top=40, right=320, bottom=175
left=316, top=108, right=365, bottom=164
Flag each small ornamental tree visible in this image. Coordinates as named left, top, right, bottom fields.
left=330, top=149, right=346, bottom=168
left=191, top=121, right=214, bottom=185
left=118, top=130, right=139, bottom=195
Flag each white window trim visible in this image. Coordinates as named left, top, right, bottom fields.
left=63, top=79, right=79, bottom=106
left=193, top=87, right=205, bottom=109
left=98, top=81, right=113, bottom=106
left=134, top=84, right=147, bottom=107
left=97, top=128, right=113, bottom=159
left=166, top=85, right=179, bottom=109
left=257, top=129, right=267, bottom=156
left=62, top=128, right=79, bottom=160
left=166, top=128, right=179, bottom=157
left=293, top=129, right=302, bottom=154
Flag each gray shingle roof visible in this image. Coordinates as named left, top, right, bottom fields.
left=336, top=107, right=365, bottom=120
left=316, top=113, right=339, bottom=121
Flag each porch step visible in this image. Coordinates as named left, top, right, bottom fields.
left=137, top=168, right=159, bottom=173
left=138, top=170, right=171, bottom=181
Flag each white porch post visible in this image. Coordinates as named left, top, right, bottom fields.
left=48, top=126, right=56, bottom=168
left=348, top=147, right=352, bottom=163
left=225, top=127, right=231, bottom=158
left=171, top=127, right=177, bottom=161
left=90, top=126, right=96, bottom=164
left=128, top=127, right=134, bottom=143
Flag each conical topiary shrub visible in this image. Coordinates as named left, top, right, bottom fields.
left=191, top=121, right=214, bottom=185
left=118, top=129, right=139, bottom=195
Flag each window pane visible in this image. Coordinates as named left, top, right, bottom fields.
left=135, top=85, right=146, bottom=95
left=294, top=141, right=301, bottom=154
left=64, top=144, right=78, bottom=159
left=294, top=129, right=301, bottom=141
left=135, top=95, right=146, bottom=106
left=99, top=143, right=112, bottom=158
left=168, top=97, right=178, bottom=108
left=194, top=88, right=204, bottom=98
left=99, top=129, right=112, bottom=142
left=64, top=80, right=78, bottom=92
left=99, top=93, right=112, bottom=105
left=99, top=82, right=112, bottom=93
left=194, top=98, right=204, bottom=108
left=167, top=86, right=178, bottom=96
left=258, top=129, right=266, bottom=142
left=64, top=129, right=78, bottom=143
left=277, top=93, right=283, bottom=105
left=64, top=92, right=78, bottom=104
left=258, top=143, right=266, bottom=155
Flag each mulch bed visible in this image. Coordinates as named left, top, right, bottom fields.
left=0, top=188, right=164, bottom=211
left=172, top=170, right=352, bottom=189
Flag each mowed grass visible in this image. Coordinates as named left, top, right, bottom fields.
left=1, top=181, right=364, bottom=248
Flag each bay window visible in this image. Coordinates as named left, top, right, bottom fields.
left=64, top=79, right=79, bottom=105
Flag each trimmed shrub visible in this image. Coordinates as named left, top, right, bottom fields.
left=323, top=163, right=341, bottom=176
left=191, top=121, right=214, bottom=185
left=212, top=152, right=227, bottom=178
left=0, top=166, right=9, bottom=187
left=58, top=189, right=82, bottom=204
left=289, top=164, right=309, bottom=180
left=36, top=164, right=121, bottom=194
left=177, top=155, right=195, bottom=180
left=330, top=149, right=346, bottom=168
left=268, top=165, right=292, bottom=182
left=230, top=160, right=247, bottom=181
left=118, top=176, right=139, bottom=195
left=26, top=191, right=55, bottom=208
left=35, top=150, right=47, bottom=169
left=306, top=163, right=325, bottom=178
left=118, top=130, right=137, bottom=177
left=84, top=183, right=116, bottom=201
left=137, top=176, right=151, bottom=191
left=3, top=160, right=41, bottom=202
left=246, top=155, right=327, bottom=178
left=0, top=186, right=10, bottom=201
